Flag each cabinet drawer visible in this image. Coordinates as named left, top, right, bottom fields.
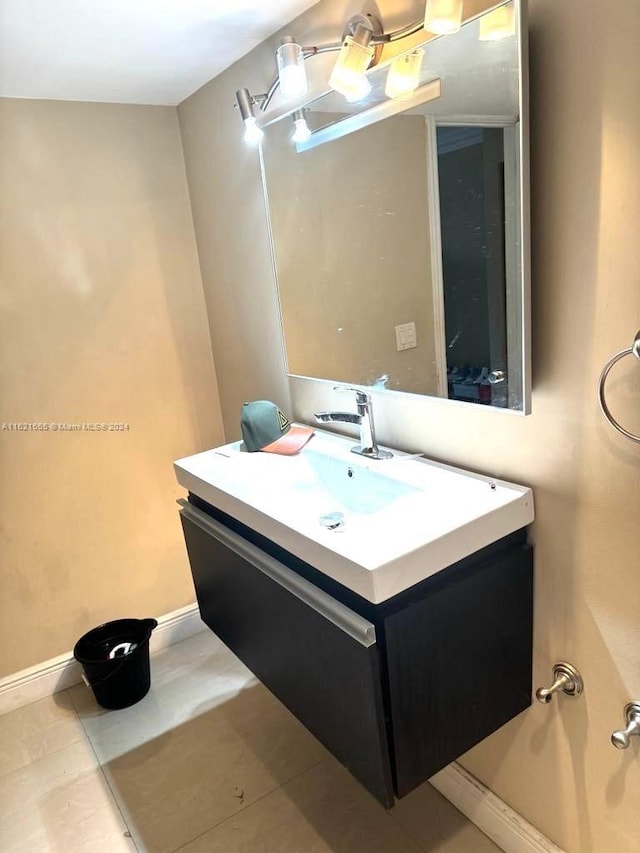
left=179, top=501, right=394, bottom=807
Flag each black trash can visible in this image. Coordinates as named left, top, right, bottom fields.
left=74, top=618, right=158, bottom=710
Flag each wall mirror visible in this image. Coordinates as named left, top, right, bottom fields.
left=260, top=1, right=530, bottom=412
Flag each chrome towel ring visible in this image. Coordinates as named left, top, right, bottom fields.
left=597, top=331, right=640, bottom=443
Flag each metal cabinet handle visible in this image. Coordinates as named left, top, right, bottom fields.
left=536, top=662, right=584, bottom=704
left=611, top=703, right=640, bottom=749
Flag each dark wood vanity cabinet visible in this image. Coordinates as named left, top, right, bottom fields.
left=179, top=495, right=533, bottom=807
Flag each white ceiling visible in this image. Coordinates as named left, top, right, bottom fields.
left=0, top=0, right=321, bottom=105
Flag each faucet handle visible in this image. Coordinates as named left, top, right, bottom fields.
left=332, top=385, right=371, bottom=405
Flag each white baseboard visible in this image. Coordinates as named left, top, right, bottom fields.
left=0, top=604, right=205, bottom=716
left=430, top=762, right=564, bottom=853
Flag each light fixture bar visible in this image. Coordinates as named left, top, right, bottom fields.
left=258, top=12, right=423, bottom=112
left=243, top=1, right=514, bottom=119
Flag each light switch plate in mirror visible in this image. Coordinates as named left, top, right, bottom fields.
left=259, top=0, right=530, bottom=414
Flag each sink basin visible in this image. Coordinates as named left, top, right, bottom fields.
left=174, top=428, right=534, bottom=603
left=302, top=448, right=421, bottom=514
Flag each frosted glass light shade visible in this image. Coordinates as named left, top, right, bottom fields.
left=478, top=4, right=515, bottom=40
left=344, top=75, right=372, bottom=103
left=243, top=116, right=263, bottom=145
left=424, top=0, right=463, bottom=34
left=329, top=35, right=375, bottom=99
left=277, top=41, right=308, bottom=99
left=385, top=50, right=424, bottom=100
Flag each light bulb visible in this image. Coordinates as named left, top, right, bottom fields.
left=236, top=88, right=264, bottom=145
left=292, top=118, right=311, bottom=142
left=277, top=39, right=308, bottom=100
left=385, top=49, right=424, bottom=100
left=424, top=0, right=463, bottom=34
left=344, top=75, right=372, bottom=103
left=478, top=4, right=515, bottom=40
left=329, top=24, right=375, bottom=100
left=243, top=116, right=263, bottom=145
left=291, top=110, right=312, bottom=143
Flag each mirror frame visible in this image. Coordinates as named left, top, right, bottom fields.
left=259, top=0, right=531, bottom=415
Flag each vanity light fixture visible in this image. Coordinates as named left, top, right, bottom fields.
left=276, top=37, right=308, bottom=99
left=328, top=22, right=376, bottom=100
left=235, top=2, right=517, bottom=145
left=424, top=0, right=464, bottom=34
left=291, top=109, right=312, bottom=143
left=235, top=87, right=264, bottom=144
left=237, top=9, right=425, bottom=134
left=385, top=49, right=424, bottom=100
left=478, top=2, right=515, bottom=40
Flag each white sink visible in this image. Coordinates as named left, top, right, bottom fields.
left=174, top=428, right=534, bottom=603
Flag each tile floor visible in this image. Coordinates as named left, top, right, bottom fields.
left=0, top=631, right=502, bottom=853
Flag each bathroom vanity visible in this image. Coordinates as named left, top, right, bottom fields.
left=175, top=431, right=534, bottom=807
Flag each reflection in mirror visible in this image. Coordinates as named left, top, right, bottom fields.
left=260, top=1, right=529, bottom=412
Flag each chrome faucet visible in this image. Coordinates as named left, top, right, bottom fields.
left=314, top=387, right=393, bottom=460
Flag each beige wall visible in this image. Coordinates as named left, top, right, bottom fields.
left=178, top=1, right=640, bottom=850
left=264, top=111, right=439, bottom=395
left=0, top=99, right=223, bottom=676
left=178, top=45, right=293, bottom=440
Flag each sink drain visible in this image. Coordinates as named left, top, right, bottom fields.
left=319, top=511, right=345, bottom=530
